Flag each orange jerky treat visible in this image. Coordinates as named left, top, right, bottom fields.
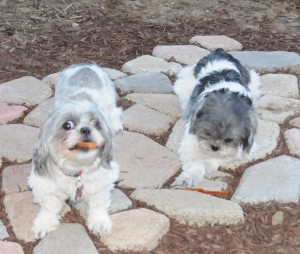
left=75, top=142, right=97, bottom=149
left=184, top=187, right=230, bottom=196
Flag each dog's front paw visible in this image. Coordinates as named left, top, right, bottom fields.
left=32, top=211, right=60, bottom=239
left=172, top=170, right=205, bottom=187
left=87, top=212, right=112, bottom=236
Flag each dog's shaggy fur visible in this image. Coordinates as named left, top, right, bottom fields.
left=28, top=64, right=122, bottom=239
left=173, top=49, right=261, bottom=187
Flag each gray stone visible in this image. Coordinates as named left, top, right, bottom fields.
left=123, top=104, right=174, bottom=136
left=272, top=211, right=284, bottom=226
left=257, top=95, right=300, bottom=124
left=124, top=93, right=181, bottom=120
left=74, top=188, right=133, bottom=219
left=114, top=131, right=181, bottom=188
left=152, top=45, right=210, bottom=65
left=231, top=155, right=300, bottom=204
left=0, top=76, right=53, bottom=106
left=101, top=208, right=170, bottom=252
left=0, top=241, right=24, bottom=254
left=42, top=72, right=60, bottom=88
left=114, top=72, right=173, bottom=96
left=131, top=189, right=244, bottom=226
left=121, top=55, right=182, bottom=76
left=23, top=97, right=54, bottom=127
left=190, top=35, right=243, bottom=51
left=165, top=119, right=185, bottom=153
left=3, top=191, right=70, bottom=242
left=228, top=51, right=300, bottom=74
left=0, top=220, right=9, bottom=240
left=284, top=128, right=300, bottom=156
left=0, top=124, right=39, bottom=162
left=261, top=74, right=299, bottom=98
left=224, top=119, right=280, bottom=169
left=2, top=163, right=31, bottom=194
left=103, top=67, right=128, bottom=80
left=33, top=224, right=98, bottom=254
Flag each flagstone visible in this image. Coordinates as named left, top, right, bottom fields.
left=0, top=220, right=9, bottom=240
left=284, top=128, right=300, bottom=156
left=0, top=241, right=24, bottom=254
left=114, top=72, right=173, bottom=96
left=290, top=117, right=300, bottom=129
left=257, top=95, right=300, bottom=124
left=32, top=224, right=98, bottom=254
left=101, top=208, right=170, bottom=252
left=23, top=97, right=54, bottom=127
left=124, top=93, right=181, bottom=120
left=165, top=119, right=185, bottom=153
left=42, top=72, right=60, bottom=88
left=0, top=76, right=53, bottom=106
left=131, top=189, right=244, bottom=227
left=114, top=131, right=180, bottom=188
left=228, top=51, right=300, bottom=74
left=3, top=191, right=70, bottom=242
left=123, top=104, right=174, bottom=136
left=2, top=163, right=31, bottom=194
left=0, top=103, right=27, bottom=124
left=103, top=67, right=128, bottom=80
left=152, top=45, right=210, bottom=65
left=0, top=124, right=39, bottom=162
left=261, top=74, right=299, bottom=98
left=121, top=55, right=182, bottom=76
left=190, top=35, right=243, bottom=51
left=231, top=156, right=300, bottom=204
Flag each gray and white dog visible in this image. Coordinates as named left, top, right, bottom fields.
left=173, top=48, right=260, bottom=187
left=28, top=64, right=122, bottom=239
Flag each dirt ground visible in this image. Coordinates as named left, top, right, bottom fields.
left=0, top=0, right=300, bottom=253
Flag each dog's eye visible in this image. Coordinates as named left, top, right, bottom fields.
left=95, top=120, right=102, bottom=130
left=63, top=120, right=74, bottom=130
left=224, top=138, right=233, bottom=144
left=196, top=110, right=203, bottom=118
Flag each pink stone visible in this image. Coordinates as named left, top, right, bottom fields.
left=290, top=117, right=300, bottom=129
left=3, top=192, right=70, bottom=242
left=0, top=241, right=24, bottom=254
left=0, top=103, right=27, bottom=124
left=1, top=164, right=31, bottom=194
left=284, top=128, right=300, bottom=156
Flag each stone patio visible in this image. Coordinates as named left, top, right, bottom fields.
left=0, top=35, right=299, bottom=253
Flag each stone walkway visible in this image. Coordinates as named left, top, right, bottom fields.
left=0, top=35, right=300, bottom=253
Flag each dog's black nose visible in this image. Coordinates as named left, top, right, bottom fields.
left=80, top=127, right=91, bottom=136
left=211, top=145, right=219, bottom=151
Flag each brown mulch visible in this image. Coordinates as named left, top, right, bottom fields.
left=0, top=0, right=300, bottom=253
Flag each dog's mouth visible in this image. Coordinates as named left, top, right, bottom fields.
left=69, top=141, right=98, bottom=152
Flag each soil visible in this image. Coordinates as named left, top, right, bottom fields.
left=0, top=0, right=300, bottom=253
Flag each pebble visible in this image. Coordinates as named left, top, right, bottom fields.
left=0, top=103, right=27, bottom=124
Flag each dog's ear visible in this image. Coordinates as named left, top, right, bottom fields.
left=99, top=124, right=113, bottom=169
left=32, top=111, right=56, bottom=176
left=243, top=116, right=257, bottom=153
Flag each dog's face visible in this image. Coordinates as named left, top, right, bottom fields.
left=189, top=90, right=256, bottom=159
left=33, top=101, right=113, bottom=175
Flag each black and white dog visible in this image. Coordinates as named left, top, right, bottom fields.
left=173, top=48, right=260, bottom=187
